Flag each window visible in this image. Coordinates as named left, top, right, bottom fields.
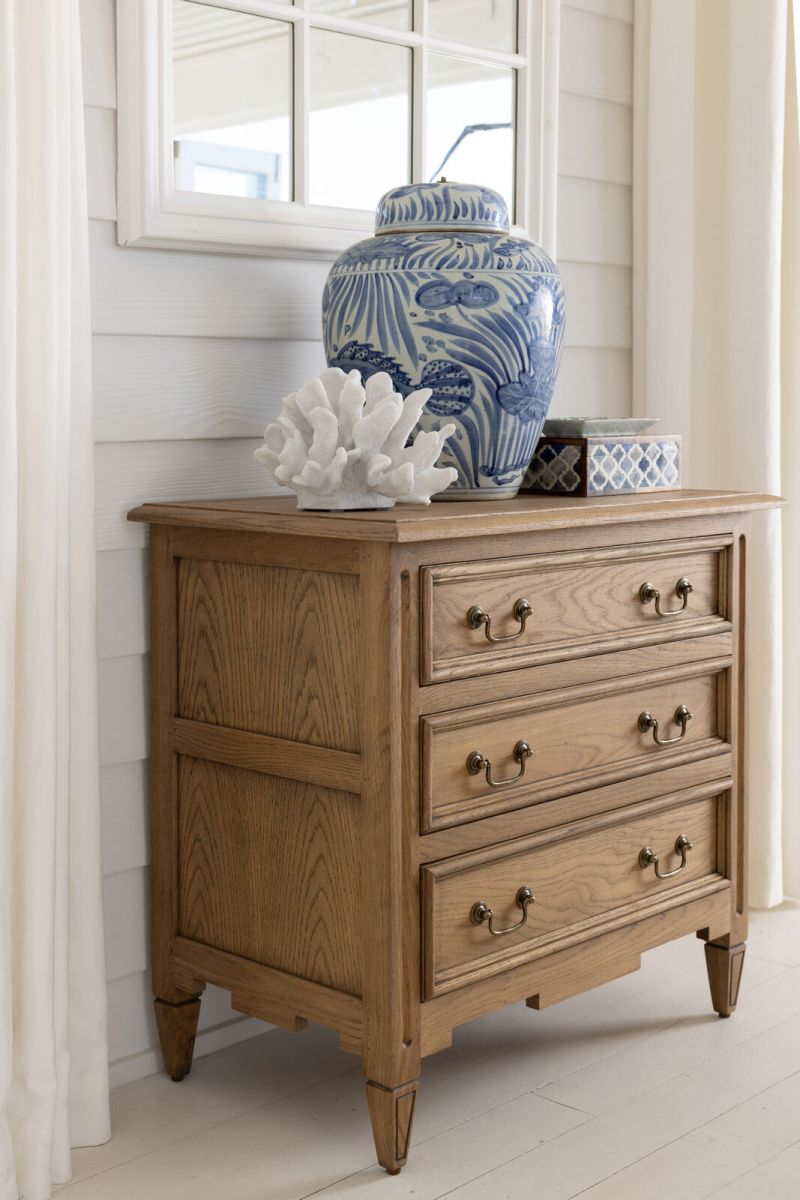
left=117, top=0, right=558, bottom=257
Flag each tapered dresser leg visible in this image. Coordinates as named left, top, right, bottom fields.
left=154, top=996, right=202, bottom=1081
left=705, top=941, right=746, bottom=1017
left=366, top=1079, right=420, bottom=1174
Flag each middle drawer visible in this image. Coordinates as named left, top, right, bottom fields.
left=420, top=662, right=730, bottom=832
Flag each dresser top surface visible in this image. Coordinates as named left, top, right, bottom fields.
left=128, top=489, right=783, bottom=543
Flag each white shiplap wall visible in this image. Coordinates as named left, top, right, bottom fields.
left=82, top=0, right=633, bottom=1086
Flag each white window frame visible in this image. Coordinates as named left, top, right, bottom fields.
left=116, top=0, right=560, bottom=259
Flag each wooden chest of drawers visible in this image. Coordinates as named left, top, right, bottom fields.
left=129, top=489, right=779, bottom=1175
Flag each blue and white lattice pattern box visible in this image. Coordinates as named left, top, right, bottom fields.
left=522, top=434, right=681, bottom=497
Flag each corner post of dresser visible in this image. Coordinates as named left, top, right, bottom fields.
left=703, top=513, right=750, bottom=1013
left=148, top=525, right=204, bottom=1057
left=358, top=541, right=421, bottom=1171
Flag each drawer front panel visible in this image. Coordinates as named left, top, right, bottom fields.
left=421, top=538, right=730, bottom=683
left=421, top=665, right=729, bottom=832
left=422, top=790, right=727, bottom=998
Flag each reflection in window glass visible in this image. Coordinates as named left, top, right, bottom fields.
left=428, top=0, right=517, bottom=53
left=172, top=1, right=292, bottom=201
left=310, top=0, right=411, bottom=32
left=310, top=31, right=411, bottom=210
left=425, top=54, right=515, bottom=220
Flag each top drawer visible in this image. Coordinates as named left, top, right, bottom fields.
left=420, top=536, right=730, bottom=683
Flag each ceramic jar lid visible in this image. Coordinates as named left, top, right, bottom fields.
left=374, top=181, right=510, bottom=236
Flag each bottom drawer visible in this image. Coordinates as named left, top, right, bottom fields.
left=421, top=788, right=728, bottom=998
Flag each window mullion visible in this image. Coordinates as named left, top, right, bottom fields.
left=293, top=0, right=310, bottom=206
left=411, top=0, right=427, bottom=183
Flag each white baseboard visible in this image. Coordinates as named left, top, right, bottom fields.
left=109, top=1016, right=270, bottom=1089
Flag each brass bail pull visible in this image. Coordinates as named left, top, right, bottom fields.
left=470, top=886, right=535, bottom=936
left=638, top=704, right=692, bottom=746
left=467, top=598, right=532, bottom=644
left=467, top=740, right=532, bottom=789
left=639, top=834, right=693, bottom=879
left=639, top=576, right=694, bottom=617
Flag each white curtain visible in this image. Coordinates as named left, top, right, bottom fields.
left=633, top=0, right=800, bottom=908
left=0, top=2, right=110, bottom=1197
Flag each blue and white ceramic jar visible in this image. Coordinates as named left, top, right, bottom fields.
left=322, top=180, right=565, bottom=499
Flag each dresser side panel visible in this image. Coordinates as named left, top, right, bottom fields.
left=177, top=757, right=363, bottom=996
left=176, top=557, right=361, bottom=752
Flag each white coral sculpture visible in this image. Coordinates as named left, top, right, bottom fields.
left=255, top=368, right=458, bottom=510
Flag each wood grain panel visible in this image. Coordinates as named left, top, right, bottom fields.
left=422, top=792, right=724, bottom=997
left=559, top=262, right=632, bottom=348
left=560, top=5, right=633, bottom=104
left=97, top=548, right=147, bottom=659
left=171, top=719, right=362, bottom=793
left=559, top=93, right=632, bottom=185
left=177, top=758, right=362, bottom=996
left=558, top=179, right=632, bottom=266
left=422, top=538, right=728, bottom=682
left=97, top=438, right=274, bottom=551
left=177, top=558, right=360, bottom=752
left=92, top=336, right=326, bottom=443
left=89, top=220, right=329, bottom=338
left=172, top=938, right=363, bottom=1052
left=553, top=348, right=631, bottom=417
left=422, top=667, right=727, bottom=830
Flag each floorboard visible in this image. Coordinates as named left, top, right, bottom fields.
left=56, top=904, right=800, bottom=1200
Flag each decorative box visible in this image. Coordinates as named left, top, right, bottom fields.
left=522, top=433, right=681, bottom=497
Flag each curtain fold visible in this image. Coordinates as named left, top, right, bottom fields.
left=0, top=2, right=111, bottom=1197
left=633, top=0, right=799, bottom=907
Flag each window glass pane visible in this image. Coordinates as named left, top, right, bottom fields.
left=310, top=31, right=411, bottom=210
left=310, top=0, right=411, bottom=32
left=428, top=0, right=517, bottom=53
left=425, top=54, right=515, bottom=220
left=172, top=1, right=292, bottom=202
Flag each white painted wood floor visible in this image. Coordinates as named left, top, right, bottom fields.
left=59, top=904, right=800, bottom=1200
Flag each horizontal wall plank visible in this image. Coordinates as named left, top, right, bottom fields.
left=89, top=220, right=330, bottom=339
left=558, top=93, right=632, bottom=186
left=98, top=654, right=148, bottom=766
left=93, top=335, right=327, bottom=442
left=107, top=972, right=243, bottom=1066
left=104, top=866, right=149, bottom=981
left=80, top=0, right=116, bottom=109
left=97, top=548, right=147, bottom=659
left=560, top=5, right=633, bottom=105
left=96, top=438, right=275, bottom=551
left=564, top=0, right=633, bottom=22
left=85, top=104, right=116, bottom=221
left=101, top=760, right=149, bottom=876
left=552, top=347, right=632, bottom=417
left=559, top=262, right=632, bottom=349
left=557, top=178, right=632, bottom=266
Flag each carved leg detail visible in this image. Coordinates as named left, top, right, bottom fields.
left=705, top=941, right=746, bottom=1018
left=154, top=996, right=202, bottom=1081
left=366, top=1079, right=420, bottom=1174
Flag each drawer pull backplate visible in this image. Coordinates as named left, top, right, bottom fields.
left=467, top=740, right=532, bottom=788
left=639, top=576, right=694, bottom=616
left=639, top=834, right=693, bottom=879
left=638, top=704, right=692, bottom=746
left=467, top=597, right=532, bottom=643
left=470, top=886, right=535, bottom=936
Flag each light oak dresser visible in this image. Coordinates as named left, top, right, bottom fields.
left=129, top=489, right=779, bottom=1175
